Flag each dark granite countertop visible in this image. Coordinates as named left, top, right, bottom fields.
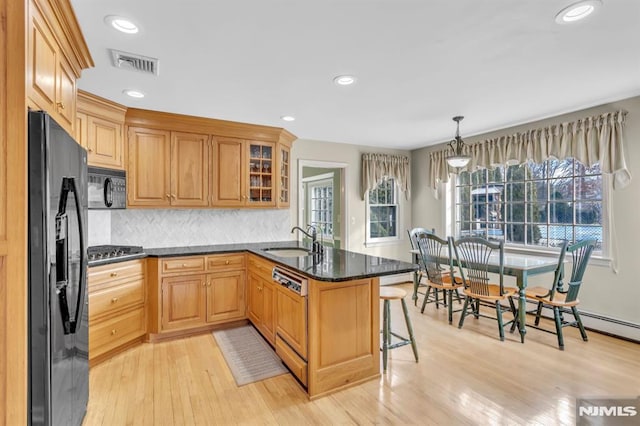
left=89, top=240, right=418, bottom=282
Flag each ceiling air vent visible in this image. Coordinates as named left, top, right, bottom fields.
left=110, top=49, right=159, bottom=75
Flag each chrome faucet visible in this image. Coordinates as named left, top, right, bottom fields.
left=291, top=225, right=323, bottom=255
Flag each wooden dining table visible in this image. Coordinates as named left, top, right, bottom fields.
left=411, top=249, right=560, bottom=343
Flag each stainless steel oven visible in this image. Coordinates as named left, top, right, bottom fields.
left=88, top=166, right=126, bottom=209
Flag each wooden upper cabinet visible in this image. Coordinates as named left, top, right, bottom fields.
left=125, top=108, right=296, bottom=209
left=77, top=91, right=126, bottom=169
left=211, top=137, right=244, bottom=206
left=27, top=0, right=93, bottom=136
left=277, top=143, right=291, bottom=207
left=128, top=127, right=172, bottom=207
left=172, top=132, right=210, bottom=207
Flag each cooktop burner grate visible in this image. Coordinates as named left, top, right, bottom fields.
left=87, top=245, right=144, bottom=261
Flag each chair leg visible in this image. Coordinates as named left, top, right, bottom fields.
left=434, top=287, right=440, bottom=309
left=572, top=306, right=588, bottom=342
left=382, top=300, right=389, bottom=370
left=496, top=301, right=505, bottom=341
left=508, top=296, right=518, bottom=333
left=534, top=301, right=544, bottom=326
left=455, top=289, right=463, bottom=304
left=420, top=285, right=432, bottom=314
left=442, top=289, right=448, bottom=307
left=447, top=290, right=454, bottom=324
left=401, top=298, right=419, bottom=362
left=553, top=306, right=565, bottom=350
left=474, top=299, right=480, bottom=319
left=458, top=296, right=470, bottom=329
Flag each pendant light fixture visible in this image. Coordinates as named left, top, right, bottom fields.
left=446, top=116, right=471, bottom=168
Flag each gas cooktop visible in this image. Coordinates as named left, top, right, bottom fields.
left=87, top=245, right=144, bottom=261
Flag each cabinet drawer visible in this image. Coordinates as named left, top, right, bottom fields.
left=89, top=307, right=145, bottom=360
left=89, top=260, right=144, bottom=288
left=161, top=256, right=205, bottom=274
left=89, top=277, right=144, bottom=320
left=275, top=335, right=307, bottom=386
left=206, top=253, right=245, bottom=272
left=248, top=255, right=273, bottom=278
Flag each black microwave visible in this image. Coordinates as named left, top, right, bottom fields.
left=88, top=167, right=126, bottom=209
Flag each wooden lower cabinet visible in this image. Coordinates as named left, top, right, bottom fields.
left=148, top=254, right=247, bottom=338
left=247, top=271, right=276, bottom=344
left=88, top=259, right=146, bottom=365
left=161, top=274, right=206, bottom=331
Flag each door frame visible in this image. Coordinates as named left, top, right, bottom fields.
left=297, top=160, right=348, bottom=250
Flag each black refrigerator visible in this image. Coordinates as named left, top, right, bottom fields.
left=28, top=111, right=89, bottom=425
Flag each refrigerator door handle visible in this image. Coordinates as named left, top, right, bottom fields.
left=55, top=177, right=86, bottom=335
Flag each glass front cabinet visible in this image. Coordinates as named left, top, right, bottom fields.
left=247, top=141, right=276, bottom=206
left=278, top=144, right=291, bottom=207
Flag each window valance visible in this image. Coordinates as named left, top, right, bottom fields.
left=429, top=110, right=631, bottom=190
left=361, top=153, right=410, bottom=200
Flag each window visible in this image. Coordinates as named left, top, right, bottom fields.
left=309, top=179, right=333, bottom=238
left=367, top=177, right=399, bottom=244
left=454, top=159, right=604, bottom=252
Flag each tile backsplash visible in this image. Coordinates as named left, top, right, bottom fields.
left=100, top=209, right=292, bottom=248
left=88, top=210, right=111, bottom=246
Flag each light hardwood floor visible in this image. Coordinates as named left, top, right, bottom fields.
left=84, top=283, right=640, bottom=425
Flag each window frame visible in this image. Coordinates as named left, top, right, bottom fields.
left=365, top=177, right=400, bottom=247
left=446, top=159, right=611, bottom=261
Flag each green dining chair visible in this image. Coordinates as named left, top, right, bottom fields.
left=453, top=236, right=519, bottom=341
left=525, top=239, right=596, bottom=350
left=407, top=227, right=435, bottom=305
left=415, top=232, right=463, bottom=324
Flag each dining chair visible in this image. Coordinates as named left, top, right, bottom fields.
left=407, top=227, right=435, bottom=305
left=415, top=232, right=463, bottom=324
left=453, top=236, right=519, bottom=341
left=524, top=239, right=596, bottom=350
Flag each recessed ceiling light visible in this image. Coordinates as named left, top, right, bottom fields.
left=123, top=89, right=145, bottom=98
left=104, top=15, right=139, bottom=34
left=281, top=115, right=296, bottom=122
left=333, top=75, right=356, bottom=86
left=555, top=0, right=602, bottom=24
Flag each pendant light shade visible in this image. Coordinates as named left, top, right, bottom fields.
left=446, top=116, right=471, bottom=168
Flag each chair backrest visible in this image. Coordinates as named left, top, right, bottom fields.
left=407, top=227, right=435, bottom=250
left=550, top=239, right=596, bottom=303
left=452, top=236, right=505, bottom=297
left=415, top=232, right=454, bottom=285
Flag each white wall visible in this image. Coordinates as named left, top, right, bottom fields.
left=411, top=95, right=640, bottom=328
left=292, top=139, right=413, bottom=262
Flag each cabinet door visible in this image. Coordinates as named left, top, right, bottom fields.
left=161, top=274, right=206, bottom=331
left=87, top=115, right=123, bottom=169
left=262, top=279, right=276, bottom=343
left=246, top=141, right=276, bottom=207
left=128, top=127, right=171, bottom=207
left=171, top=132, right=209, bottom=207
left=277, top=144, right=291, bottom=207
left=211, top=137, right=244, bottom=206
left=75, top=111, right=88, bottom=149
left=247, top=272, right=263, bottom=325
left=205, top=271, right=245, bottom=323
left=28, top=2, right=57, bottom=110
left=56, top=57, right=76, bottom=130
left=276, top=286, right=307, bottom=358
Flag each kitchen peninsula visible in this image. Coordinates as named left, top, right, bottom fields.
left=88, top=241, right=417, bottom=399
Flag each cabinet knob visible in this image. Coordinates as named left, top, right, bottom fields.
left=207, top=281, right=212, bottom=287
left=56, top=102, right=65, bottom=110
left=111, top=297, right=119, bottom=304
left=110, top=272, right=118, bottom=277
left=171, top=194, right=176, bottom=199
left=225, top=260, right=230, bottom=265
left=88, top=148, right=93, bottom=153
left=202, top=281, right=206, bottom=287
left=166, top=194, right=171, bottom=199
left=111, top=329, right=117, bottom=335
left=182, top=263, right=187, bottom=267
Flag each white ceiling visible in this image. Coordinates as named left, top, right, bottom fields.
left=70, top=0, right=640, bottom=150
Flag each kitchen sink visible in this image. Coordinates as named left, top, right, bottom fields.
left=263, top=248, right=312, bottom=257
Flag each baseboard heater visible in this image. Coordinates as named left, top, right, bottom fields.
left=525, top=302, right=640, bottom=344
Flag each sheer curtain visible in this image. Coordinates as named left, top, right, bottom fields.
left=429, top=110, right=631, bottom=190
left=361, top=153, right=410, bottom=200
